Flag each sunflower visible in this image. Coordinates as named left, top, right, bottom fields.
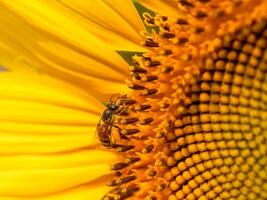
left=0, top=0, right=267, bottom=200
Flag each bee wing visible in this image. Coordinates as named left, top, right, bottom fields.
left=91, top=118, right=103, bottom=147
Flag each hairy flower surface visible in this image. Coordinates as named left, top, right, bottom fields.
left=0, top=0, right=267, bottom=200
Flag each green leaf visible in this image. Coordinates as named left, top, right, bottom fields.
left=132, top=0, right=158, bottom=33
left=116, top=51, right=144, bottom=66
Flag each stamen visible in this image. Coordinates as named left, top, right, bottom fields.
left=109, top=185, right=140, bottom=200
left=161, top=66, right=173, bottom=73
left=144, top=60, right=161, bottom=67
left=176, top=18, right=189, bottom=25
left=119, top=117, right=138, bottom=124
left=194, top=11, right=208, bottom=18
left=125, top=185, right=140, bottom=194
left=192, top=27, right=205, bottom=33
left=114, top=186, right=140, bottom=199
left=161, top=16, right=168, bottom=21
left=127, top=81, right=146, bottom=90
left=117, top=111, right=129, bottom=116
left=175, top=37, right=189, bottom=45
left=162, top=32, right=175, bottom=38
left=114, top=171, right=122, bottom=177
left=148, top=170, right=157, bottom=177
left=142, top=40, right=159, bottom=47
left=143, top=13, right=155, bottom=26
left=125, top=157, right=141, bottom=164
left=142, top=144, right=155, bottom=153
left=179, top=0, right=194, bottom=7
left=157, top=183, right=166, bottom=191
left=139, top=117, right=154, bottom=125
left=121, top=129, right=140, bottom=135
left=112, top=162, right=128, bottom=170
left=132, top=73, right=141, bottom=81
left=160, top=102, right=170, bottom=109
left=129, top=66, right=147, bottom=73
left=119, top=99, right=136, bottom=105
left=159, top=49, right=172, bottom=55
left=116, top=176, right=136, bottom=185
left=134, top=104, right=151, bottom=111
left=140, top=88, right=158, bottom=96
left=107, top=180, right=118, bottom=187
left=141, top=75, right=158, bottom=82
left=155, top=131, right=165, bottom=138
left=116, top=145, right=134, bottom=152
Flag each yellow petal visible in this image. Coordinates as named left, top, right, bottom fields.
left=56, top=0, right=145, bottom=48
left=0, top=71, right=116, bottom=198
left=0, top=0, right=145, bottom=51
left=0, top=30, right=38, bottom=74
left=0, top=72, right=102, bottom=153
left=1, top=186, right=109, bottom=200
left=0, top=1, right=137, bottom=100
left=0, top=71, right=102, bottom=114
left=0, top=164, right=112, bottom=196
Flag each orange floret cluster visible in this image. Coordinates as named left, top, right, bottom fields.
left=103, top=1, right=267, bottom=199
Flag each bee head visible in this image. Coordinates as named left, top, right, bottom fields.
left=106, top=101, right=118, bottom=110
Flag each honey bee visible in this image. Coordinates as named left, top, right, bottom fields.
left=96, top=98, right=124, bottom=148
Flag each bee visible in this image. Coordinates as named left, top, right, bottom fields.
left=96, top=97, right=125, bottom=148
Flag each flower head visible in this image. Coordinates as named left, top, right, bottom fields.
left=0, top=0, right=267, bottom=200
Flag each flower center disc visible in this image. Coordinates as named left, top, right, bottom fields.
left=103, top=1, right=267, bottom=200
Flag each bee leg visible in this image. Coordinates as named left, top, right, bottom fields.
left=116, top=105, right=130, bottom=117
left=114, top=125, right=129, bottom=140
left=115, top=104, right=125, bottom=114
